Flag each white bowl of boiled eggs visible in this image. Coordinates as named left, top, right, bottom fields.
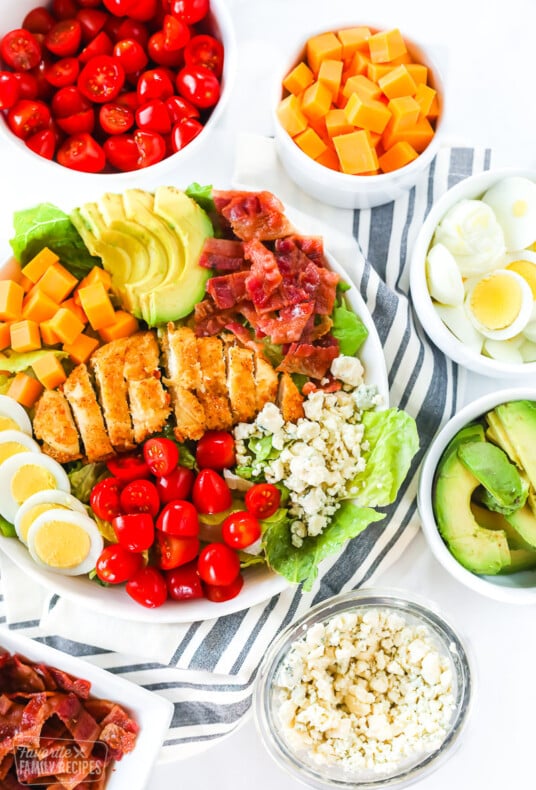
left=410, top=168, right=536, bottom=377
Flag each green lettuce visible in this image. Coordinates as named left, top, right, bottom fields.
left=349, top=409, right=419, bottom=507
left=262, top=503, right=384, bottom=591
left=0, top=514, right=16, bottom=537
left=185, top=182, right=215, bottom=214
left=68, top=462, right=108, bottom=504
left=0, top=349, right=67, bottom=374
left=10, top=203, right=100, bottom=280
left=331, top=300, right=369, bottom=356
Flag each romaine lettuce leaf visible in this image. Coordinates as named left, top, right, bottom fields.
left=185, top=182, right=215, bottom=214
left=0, top=514, right=15, bottom=537
left=331, top=300, right=368, bottom=356
left=68, top=462, right=108, bottom=504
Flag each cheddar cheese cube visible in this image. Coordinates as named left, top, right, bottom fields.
left=344, top=93, right=392, bottom=134
left=0, top=323, right=11, bottom=351
left=378, top=65, right=417, bottom=99
left=22, top=289, right=59, bottom=323
left=343, top=74, right=381, bottom=101
left=368, top=28, right=407, bottom=63
left=0, top=280, right=23, bottom=322
left=306, top=32, right=342, bottom=73
left=414, top=83, right=437, bottom=116
left=379, top=141, right=419, bottom=172
left=7, top=372, right=43, bottom=408
left=98, top=311, right=139, bottom=342
left=318, top=59, right=343, bottom=97
left=325, top=108, right=354, bottom=138
left=77, top=282, right=116, bottom=331
left=21, top=247, right=58, bottom=284
left=333, top=129, right=379, bottom=174
left=37, top=262, right=78, bottom=303
left=277, top=94, right=308, bottom=137
left=32, top=352, right=67, bottom=390
left=283, top=61, right=314, bottom=95
left=63, top=332, right=100, bottom=364
left=294, top=127, right=328, bottom=160
left=337, top=26, right=371, bottom=59
left=10, top=319, right=41, bottom=353
left=301, top=80, right=333, bottom=122
left=387, top=96, right=421, bottom=131
left=49, top=307, right=85, bottom=345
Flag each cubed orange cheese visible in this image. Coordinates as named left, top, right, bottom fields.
left=294, top=127, right=328, bottom=160
left=325, top=108, right=354, bottom=138
left=63, top=332, right=100, bottom=364
left=77, top=282, right=116, bottom=331
left=0, top=323, right=11, bottom=351
left=337, top=26, right=371, bottom=59
left=18, top=273, right=33, bottom=294
left=316, top=145, right=340, bottom=170
left=344, top=93, right=392, bottom=134
left=344, top=50, right=370, bottom=77
left=10, top=319, right=41, bottom=353
left=283, top=61, right=314, bottom=95
left=98, top=311, right=139, bottom=342
left=382, top=114, right=435, bottom=152
left=7, top=372, right=43, bottom=408
left=277, top=94, right=308, bottom=137
left=406, top=63, right=428, bottom=85
left=427, top=93, right=440, bottom=119
left=367, top=63, right=396, bottom=82
left=77, top=266, right=112, bottom=292
left=61, top=297, right=88, bottom=325
left=22, top=289, right=59, bottom=323
left=32, top=352, right=66, bottom=390
left=37, top=262, right=78, bottom=303
left=301, top=80, right=332, bottom=122
left=318, top=59, right=343, bottom=97
left=343, top=74, right=381, bottom=101
left=368, top=28, right=407, bottom=63
left=49, top=307, right=85, bottom=345
left=388, top=96, right=421, bottom=131
left=21, top=247, right=58, bottom=284
left=333, top=129, right=379, bottom=174
left=388, top=51, right=412, bottom=65
left=378, top=64, right=417, bottom=99
left=306, top=32, right=342, bottom=74
left=40, top=319, right=60, bottom=346
left=414, top=83, right=437, bottom=116
left=379, top=141, right=419, bottom=172
left=0, top=280, right=23, bottom=322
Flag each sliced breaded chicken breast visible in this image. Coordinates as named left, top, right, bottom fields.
left=278, top=372, right=304, bottom=422
left=63, top=364, right=115, bottom=462
left=172, top=387, right=206, bottom=442
left=124, top=331, right=170, bottom=443
left=90, top=337, right=135, bottom=452
left=123, top=331, right=161, bottom=379
left=197, top=336, right=233, bottom=430
left=161, top=323, right=206, bottom=441
left=33, top=389, right=82, bottom=464
left=226, top=345, right=256, bottom=423
left=254, top=356, right=279, bottom=412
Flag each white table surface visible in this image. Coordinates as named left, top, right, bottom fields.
left=1, top=0, right=535, bottom=788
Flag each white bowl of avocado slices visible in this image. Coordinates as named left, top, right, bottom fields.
left=418, top=387, right=536, bottom=603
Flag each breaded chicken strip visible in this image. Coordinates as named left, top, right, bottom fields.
left=254, top=356, right=279, bottom=412
left=197, top=336, right=232, bottom=430
left=33, top=389, right=82, bottom=463
left=63, top=364, right=115, bottom=462
left=90, top=337, right=135, bottom=452
left=278, top=372, right=304, bottom=422
left=161, top=324, right=206, bottom=441
left=226, top=345, right=256, bottom=423
left=124, top=331, right=170, bottom=443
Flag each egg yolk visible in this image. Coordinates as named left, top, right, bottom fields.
left=506, top=260, right=536, bottom=298
left=469, top=273, right=523, bottom=330
left=19, top=503, right=68, bottom=543
left=32, top=520, right=90, bottom=569
left=11, top=465, right=56, bottom=505
left=0, top=416, right=20, bottom=431
left=0, top=442, right=30, bottom=464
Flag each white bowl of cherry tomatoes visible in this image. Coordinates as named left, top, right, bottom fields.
left=0, top=0, right=236, bottom=174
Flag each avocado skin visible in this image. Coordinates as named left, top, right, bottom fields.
left=458, top=440, right=528, bottom=513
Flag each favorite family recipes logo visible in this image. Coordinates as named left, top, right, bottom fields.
left=14, top=739, right=107, bottom=785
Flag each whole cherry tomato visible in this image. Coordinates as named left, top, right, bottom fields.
left=51, top=0, right=79, bottom=19
left=176, top=64, right=220, bottom=108
left=184, top=34, right=224, bottom=77
left=170, top=0, right=209, bottom=25
left=196, top=431, right=235, bottom=470
left=126, top=566, right=168, bottom=608
left=112, top=512, right=155, bottom=552
left=106, top=453, right=151, bottom=482
left=221, top=511, right=261, bottom=550
left=143, top=436, right=178, bottom=475
left=45, top=57, right=80, bottom=88
left=165, top=561, right=203, bottom=600
left=203, top=574, right=244, bottom=603
left=155, top=465, right=194, bottom=504
left=245, top=483, right=281, bottom=519
left=155, top=531, right=199, bottom=570
left=165, top=94, right=199, bottom=122
left=171, top=117, right=202, bottom=151
left=198, top=543, right=240, bottom=586
left=157, top=500, right=199, bottom=537
left=192, top=469, right=232, bottom=514
left=136, top=98, right=171, bottom=133
left=90, top=477, right=123, bottom=521
left=57, top=132, right=105, bottom=171
left=1, top=29, right=42, bottom=71
left=78, top=54, right=125, bottom=103
left=137, top=67, right=174, bottom=101
left=23, top=8, right=55, bottom=35
left=76, top=9, right=108, bottom=41
left=103, top=128, right=166, bottom=169
left=102, top=0, right=137, bottom=15
left=44, top=19, right=82, bottom=58
left=95, top=544, right=143, bottom=584
left=119, top=479, right=160, bottom=517
left=0, top=72, right=20, bottom=110
left=113, top=38, right=148, bottom=74
left=26, top=127, right=56, bottom=159
left=7, top=99, right=50, bottom=139
left=99, top=101, right=134, bottom=134
left=114, top=18, right=148, bottom=47
left=125, top=0, right=158, bottom=22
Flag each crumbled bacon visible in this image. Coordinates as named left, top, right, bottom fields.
left=199, top=238, right=245, bottom=271
left=206, top=271, right=249, bottom=309
left=212, top=190, right=294, bottom=240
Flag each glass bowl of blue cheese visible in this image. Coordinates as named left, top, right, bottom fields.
left=254, top=589, right=472, bottom=789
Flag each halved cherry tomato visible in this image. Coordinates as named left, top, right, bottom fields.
left=103, top=0, right=137, bottom=15
left=192, top=469, right=232, bottom=514
left=44, top=19, right=82, bottom=58
left=113, top=38, right=148, bottom=74
left=165, top=94, right=199, bottom=122
left=221, top=511, right=261, bottom=550
left=79, top=31, right=113, bottom=63
left=120, top=479, right=160, bottom=517
left=198, top=543, right=240, bottom=586
left=7, top=99, right=51, bottom=140
left=23, top=8, right=55, bottom=35
left=148, top=31, right=183, bottom=68
left=155, top=531, right=199, bottom=570
left=25, top=127, right=56, bottom=159
left=203, top=574, right=244, bottom=603
left=106, top=454, right=151, bottom=482
left=157, top=500, right=199, bottom=537
left=45, top=57, right=80, bottom=88
left=77, top=9, right=109, bottom=41
left=57, top=132, right=105, bottom=171
left=143, top=436, right=179, bottom=477
left=176, top=64, right=220, bottom=108
left=116, top=89, right=139, bottom=110
left=184, top=34, right=224, bottom=78
left=103, top=128, right=166, bottom=170
left=163, top=14, right=190, bottom=50
left=196, top=431, right=235, bottom=470
left=53, top=86, right=95, bottom=134
left=155, top=466, right=194, bottom=504
left=126, top=566, right=168, bottom=608
left=56, top=110, right=94, bottom=135
left=165, top=561, right=203, bottom=600
left=125, top=0, right=158, bottom=22
left=99, top=101, right=134, bottom=133
left=51, top=0, right=79, bottom=19
left=112, top=512, right=155, bottom=552
left=95, top=544, right=143, bottom=584
left=1, top=29, right=42, bottom=71
left=78, top=54, right=125, bottom=103
left=90, top=477, right=123, bottom=521
left=137, top=67, right=174, bottom=101
left=114, top=18, right=148, bottom=47
left=13, top=72, right=39, bottom=100
left=0, top=72, right=20, bottom=110
left=136, top=98, right=171, bottom=133
left=245, top=483, right=281, bottom=520
left=170, top=0, right=209, bottom=25
left=171, top=118, right=202, bottom=150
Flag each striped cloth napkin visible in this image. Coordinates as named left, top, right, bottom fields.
left=0, top=137, right=490, bottom=761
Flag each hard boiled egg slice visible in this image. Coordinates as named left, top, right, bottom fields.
left=27, top=509, right=103, bottom=576
left=433, top=199, right=506, bottom=276
left=426, top=243, right=464, bottom=305
left=15, top=490, right=87, bottom=545
left=0, top=452, right=70, bottom=523
left=0, top=430, right=40, bottom=465
left=434, top=303, right=484, bottom=353
left=0, top=394, right=32, bottom=435
left=506, top=257, right=536, bottom=297
left=482, top=176, right=536, bottom=251
left=483, top=336, right=524, bottom=364
left=465, top=269, right=534, bottom=340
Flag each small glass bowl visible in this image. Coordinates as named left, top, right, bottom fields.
left=253, top=588, right=473, bottom=790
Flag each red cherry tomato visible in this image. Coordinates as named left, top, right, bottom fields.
left=77, top=9, right=109, bottom=41
left=13, top=72, right=39, bottom=100
left=7, top=99, right=51, bottom=140
left=102, top=0, right=137, bottom=15
left=245, top=483, right=281, bottom=519
left=165, top=561, right=203, bottom=600
left=203, top=574, right=244, bottom=603
left=116, top=89, right=139, bottom=110
left=198, top=543, right=240, bottom=586
left=156, top=500, right=199, bottom=537
left=165, top=94, right=199, bottom=122
left=1, top=29, right=42, bottom=71
left=23, top=8, right=55, bottom=35
left=25, top=127, right=56, bottom=159
left=103, top=128, right=166, bottom=170
left=170, top=0, right=209, bottom=25
left=0, top=72, right=20, bottom=110
left=89, top=477, right=123, bottom=521
left=221, top=511, right=261, bottom=550
left=196, top=431, right=235, bottom=470
left=106, top=453, right=151, bottom=482
left=136, top=98, right=171, bottom=133
left=57, top=132, right=105, bottom=171
left=155, top=466, right=194, bottom=504
left=95, top=544, right=143, bottom=584
left=155, top=531, right=199, bottom=570
left=192, top=469, right=232, bottom=515
left=44, top=20, right=82, bottom=58
left=137, top=68, right=174, bottom=101
left=78, top=31, right=113, bottom=63
left=45, top=57, right=80, bottom=88
left=184, top=34, right=224, bottom=78
left=53, top=86, right=95, bottom=134
left=78, top=54, right=125, bottom=103
left=171, top=117, right=202, bottom=151
left=126, top=566, right=168, bottom=608
left=112, top=512, right=155, bottom=552
left=143, top=436, right=178, bottom=476
left=114, top=18, right=148, bottom=47
left=99, top=101, right=134, bottom=134
left=176, top=64, right=220, bottom=109
left=148, top=31, right=183, bottom=68
left=113, top=38, right=148, bottom=74
left=163, top=14, right=190, bottom=50
left=119, top=479, right=160, bottom=517
left=125, top=0, right=158, bottom=22
left=51, top=0, right=79, bottom=19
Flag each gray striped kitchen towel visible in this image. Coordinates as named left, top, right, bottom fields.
left=0, top=138, right=490, bottom=760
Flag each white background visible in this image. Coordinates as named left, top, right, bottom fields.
left=1, top=0, right=536, bottom=788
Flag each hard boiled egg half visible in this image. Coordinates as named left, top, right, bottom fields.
left=0, top=430, right=40, bottom=464
left=15, top=490, right=88, bottom=545
left=0, top=394, right=32, bottom=435
left=466, top=269, right=534, bottom=340
left=0, top=452, right=70, bottom=523
left=27, top=508, right=103, bottom=576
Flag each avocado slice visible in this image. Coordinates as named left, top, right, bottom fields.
left=498, top=548, right=536, bottom=574
left=505, top=505, right=536, bottom=549
left=448, top=534, right=511, bottom=575
left=485, top=412, right=522, bottom=466
left=491, top=400, right=536, bottom=487
left=458, top=440, right=528, bottom=514
left=471, top=503, right=532, bottom=550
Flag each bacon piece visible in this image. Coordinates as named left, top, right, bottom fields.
left=244, top=240, right=283, bottom=308
left=0, top=654, right=46, bottom=694
left=255, top=302, right=315, bottom=344
left=291, top=234, right=329, bottom=267
left=206, top=271, right=249, bottom=309
left=97, top=703, right=139, bottom=761
left=194, top=299, right=238, bottom=336
left=213, top=190, right=293, bottom=240
left=199, top=238, right=245, bottom=271
left=315, top=267, right=340, bottom=315
left=278, top=336, right=340, bottom=379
